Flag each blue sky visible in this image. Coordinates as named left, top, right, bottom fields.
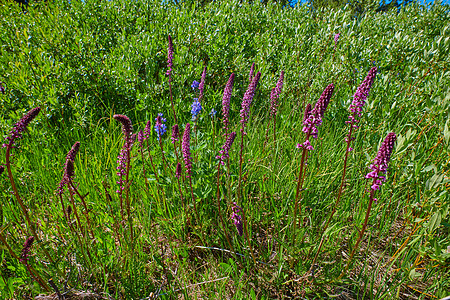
left=295, top=0, right=450, bottom=4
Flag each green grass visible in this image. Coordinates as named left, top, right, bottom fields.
left=0, top=0, right=449, bottom=298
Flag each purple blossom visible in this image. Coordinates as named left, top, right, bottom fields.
left=0, top=82, right=5, bottom=94
left=249, top=62, right=255, bottom=83
left=0, top=165, right=4, bottom=176
left=175, top=162, right=182, bottom=179
left=166, top=35, right=174, bottom=77
left=199, top=66, right=207, bottom=101
left=113, top=115, right=134, bottom=195
left=296, top=140, right=314, bottom=151
left=222, top=73, right=235, bottom=136
left=216, top=132, right=237, bottom=165
left=154, top=113, right=167, bottom=140
left=19, top=236, right=34, bottom=265
left=365, top=132, right=396, bottom=191
left=144, top=120, right=152, bottom=140
left=113, top=114, right=133, bottom=142
left=191, top=80, right=200, bottom=90
left=302, top=84, right=334, bottom=139
left=270, top=71, right=285, bottom=119
left=137, top=130, right=144, bottom=149
left=191, top=98, right=202, bottom=120
left=240, top=71, right=261, bottom=134
left=334, top=33, right=340, bottom=46
left=171, top=124, right=179, bottom=144
left=4, top=107, right=41, bottom=147
left=58, top=142, right=80, bottom=195
left=182, top=123, right=192, bottom=177
left=231, top=202, right=243, bottom=236
left=348, top=67, right=377, bottom=119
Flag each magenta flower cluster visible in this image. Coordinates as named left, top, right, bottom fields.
left=182, top=123, right=192, bottom=177
left=302, top=84, right=334, bottom=138
left=231, top=202, right=243, bottom=236
left=171, top=124, right=179, bottom=144
left=366, top=132, right=396, bottom=191
left=222, top=73, right=235, bottom=136
left=4, top=107, right=41, bottom=148
left=113, top=114, right=134, bottom=195
left=216, top=132, right=236, bottom=165
left=248, top=62, right=255, bottom=82
left=347, top=67, right=377, bottom=124
left=240, top=71, right=261, bottom=134
left=334, top=33, right=340, bottom=46
left=269, top=71, right=285, bottom=119
left=57, top=141, right=80, bottom=195
left=175, top=162, right=182, bottom=179
left=20, top=236, right=34, bottom=265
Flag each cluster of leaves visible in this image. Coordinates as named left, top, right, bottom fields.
left=0, top=0, right=449, bottom=298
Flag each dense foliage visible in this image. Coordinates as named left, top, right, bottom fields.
left=0, top=0, right=449, bottom=298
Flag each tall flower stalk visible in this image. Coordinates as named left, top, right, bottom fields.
left=166, top=35, right=177, bottom=123
left=182, top=123, right=200, bottom=225
left=293, top=84, right=334, bottom=241
left=222, top=73, right=235, bottom=138
left=264, top=71, right=284, bottom=148
left=237, top=70, right=261, bottom=265
left=198, top=66, right=207, bottom=103
left=342, top=132, right=396, bottom=274
left=113, top=114, right=134, bottom=240
left=4, top=108, right=41, bottom=240
left=311, top=67, right=378, bottom=268
left=215, top=132, right=237, bottom=253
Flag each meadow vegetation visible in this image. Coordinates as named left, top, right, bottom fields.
left=0, top=0, right=449, bottom=298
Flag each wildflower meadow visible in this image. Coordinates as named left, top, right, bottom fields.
left=0, top=0, right=449, bottom=298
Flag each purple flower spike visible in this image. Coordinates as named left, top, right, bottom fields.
left=249, top=62, right=255, bottom=83
left=334, top=33, right=340, bottom=46
left=240, top=71, right=261, bottom=134
left=144, top=120, right=151, bottom=140
left=222, top=73, right=235, bottom=136
left=365, top=132, right=396, bottom=191
left=199, top=66, right=207, bottom=101
left=171, top=124, right=179, bottom=144
left=166, top=35, right=174, bottom=77
left=303, top=103, right=312, bottom=124
left=5, top=107, right=41, bottom=147
left=349, top=67, right=377, bottom=118
left=65, top=141, right=80, bottom=163
left=270, top=71, right=285, bottom=119
left=154, top=113, right=167, bottom=141
left=137, top=130, right=144, bottom=149
left=302, top=84, right=334, bottom=139
left=113, top=115, right=134, bottom=195
left=182, top=123, right=192, bottom=177
left=113, top=114, right=133, bottom=142
left=216, top=132, right=237, bottom=165
left=175, top=162, right=182, bottom=179
left=231, top=202, right=243, bottom=236
left=20, top=236, right=34, bottom=265
left=58, top=142, right=80, bottom=195
left=0, top=165, right=4, bottom=176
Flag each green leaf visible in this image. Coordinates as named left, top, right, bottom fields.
left=428, top=211, right=442, bottom=233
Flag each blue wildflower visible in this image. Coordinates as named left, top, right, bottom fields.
left=191, top=80, right=200, bottom=90
left=209, top=109, right=217, bottom=118
left=191, top=98, right=202, bottom=120
left=154, top=113, right=167, bottom=140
